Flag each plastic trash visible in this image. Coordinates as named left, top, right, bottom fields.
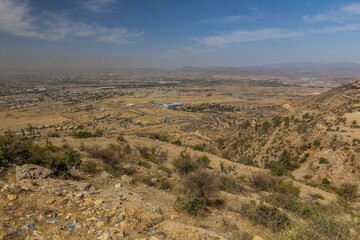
left=66, top=223, right=80, bottom=228
left=115, top=219, right=124, bottom=223
left=25, top=223, right=35, bottom=230
left=148, top=189, right=155, bottom=195
left=46, top=220, right=58, bottom=224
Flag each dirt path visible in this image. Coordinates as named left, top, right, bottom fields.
left=282, top=102, right=295, bottom=115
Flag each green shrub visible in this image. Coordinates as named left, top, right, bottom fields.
left=138, top=160, right=151, bottom=169
left=275, top=180, right=300, bottom=197
left=137, top=174, right=155, bottom=186
left=217, top=174, right=244, bottom=194
left=271, top=166, right=286, bottom=176
left=197, top=155, right=210, bottom=168
left=322, top=178, right=331, bottom=185
left=249, top=174, right=277, bottom=192
left=158, top=166, right=172, bottom=176
left=85, top=143, right=131, bottom=170
left=266, top=193, right=316, bottom=218
left=171, top=140, right=182, bottom=146
left=220, top=161, right=235, bottom=174
left=0, top=148, right=8, bottom=166
left=174, top=194, right=206, bottom=215
left=83, top=161, right=98, bottom=174
left=249, top=174, right=300, bottom=196
left=0, top=133, right=82, bottom=175
left=241, top=202, right=290, bottom=232
left=229, top=230, right=253, bottom=240
left=286, top=215, right=352, bottom=240
left=159, top=179, right=172, bottom=190
left=193, top=144, right=205, bottom=151
left=0, top=132, right=33, bottom=165
left=72, top=131, right=95, bottom=138
left=319, top=157, right=330, bottom=164
left=172, top=150, right=198, bottom=175
left=337, top=183, right=358, bottom=200
left=117, top=134, right=127, bottom=143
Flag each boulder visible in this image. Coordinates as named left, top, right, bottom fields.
left=77, top=182, right=92, bottom=191
left=121, top=175, right=133, bottom=184
left=253, top=237, right=265, bottom=240
left=16, top=164, right=52, bottom=181
left=158, top=220, right=226, bottom=240
left=100, top=171, right=113, bottom=180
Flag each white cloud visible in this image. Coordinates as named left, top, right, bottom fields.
left=193, top=28, right=302, bottom=47
left=311, top=24, right=360, bottom=34
left=342, top=3, right=360, bottom=15
left=199, top=8, right=263, bottom=23
left=0, top=0, right=143, bottom=43
left=82, top=0, right=117, bottom=12
left=303, top=3, right=360, bottom=23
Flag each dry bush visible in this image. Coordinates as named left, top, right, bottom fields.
left=217, top=174, right=245, bottom=194
left=185, top=169, right=217, bottom=200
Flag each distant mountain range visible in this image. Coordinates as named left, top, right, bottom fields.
left=1, top=63, right=360, bottom=77
left=180, top=63, right=360, bottom=77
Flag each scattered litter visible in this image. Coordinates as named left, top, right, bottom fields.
left=23, top=223, right=35, bottom=230
left=115, top=219, right=124, bottom=223
left=8, top=195, right=17, bottom=201
left=66, top=223, right=80, bottom=228
left=46, top=220, right=58, bottom=224
left=148, top=189, right=155, bottom=195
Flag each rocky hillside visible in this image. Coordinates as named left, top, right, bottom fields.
left=0, top=82, right=360, bottom=239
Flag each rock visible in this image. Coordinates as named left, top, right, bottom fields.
left=16, top=164, right=52, bottom=181
left=117, top=231, right=126, bottom=237
left=100, top=171, right=113, bottom=180
left=8, top=195, right=17, bottom=201
left=46, top=199, right=56, bottom=205
left=74, top=224, right=82, bottom=229
left=96, top=221, right=104, bottom=227
left=84, top=198, right=94, bottom=206
left=1, top=184, right=9, bottom=191
left=114, top=183, right=122, bottom=189
left=101, top=232, right=110, bottom=240
left=158, top=220, right=226, bottom=240
left=121, top=175, right=133, bottom=184
left=151, top=178, right=159, bottom=184
left=75, top=193, right=85, bottom=200
left=253, top=237, right=265, bottom=240
left=0, top=181, right=5, bottom=188
left=152, top=232, right=167, bottom=238
left=94, top=199, right=104, bottom=208
left=96, top=187, right=163, bottom=231
left=77, top=182, right=92, bottom=191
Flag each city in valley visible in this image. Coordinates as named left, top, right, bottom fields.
left=1, top=68, right=360, bottom=239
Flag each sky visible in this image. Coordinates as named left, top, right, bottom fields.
left=0, top=0, right=360, bottom=69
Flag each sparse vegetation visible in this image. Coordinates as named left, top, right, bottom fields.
left=241, top=202, right=290, bottom=232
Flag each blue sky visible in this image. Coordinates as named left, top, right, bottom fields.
left=0, top=0, right=360, bottom=69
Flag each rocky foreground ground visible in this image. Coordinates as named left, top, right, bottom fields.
left=1, top=164, right=259, bottom=240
